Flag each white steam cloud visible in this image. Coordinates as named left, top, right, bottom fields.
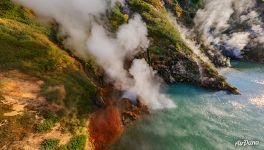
left=13, top=0, right=124, bottom=56
left=169, top=13, right=211, bottom=64
left=129, top=59, right=175, bottom=109
left=194, top=0, right=264, bottom=58
left=225, top=32, right=250, bottom=58
left=14, top=0, right=175, bottom=109
left=194, top=0, right=234, bottom=36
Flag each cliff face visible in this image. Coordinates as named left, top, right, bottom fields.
left=121, top=0, right=237, bottom=93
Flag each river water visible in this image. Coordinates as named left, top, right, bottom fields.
left=111, top=61, right=264, bottom=150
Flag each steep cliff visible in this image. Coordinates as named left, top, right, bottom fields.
left=124, top=0, right=238, bottom=93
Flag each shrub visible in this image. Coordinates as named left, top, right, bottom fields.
left=36, top=116, right=59, bottom=132
left=108, top=3, right=128, bottom=31
left=58, top=135, right=87, bottom=150
left=41, top=139, right=60, bottom=150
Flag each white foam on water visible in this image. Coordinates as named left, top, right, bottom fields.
left=230, top=101, right=245, bottom=109
left=249, top=95, right=264, bottom=107
left=253, top=80, right=264, bottom=85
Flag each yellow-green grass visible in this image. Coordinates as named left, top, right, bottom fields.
left=0, top=0, right=97, bottom=147
left=0, top=0, right=96, bottom=116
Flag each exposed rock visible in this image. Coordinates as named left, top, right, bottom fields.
left=128, top=0, right=237, bottom=93
left=200, top=44, right=231, bottom=67
left=94, top=95, right=105, bottom=108
left=163, top=0, right=202, bottom=27
left=122, top=112, right=137, bottom=125
left=152, top=52, right=200, bottom=83
left=243, top=43, right=264, bottom=63
left=148, top=49, right=239, bottom=94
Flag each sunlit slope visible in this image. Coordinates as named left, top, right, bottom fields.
left=0, top=0, right=96, bottom=149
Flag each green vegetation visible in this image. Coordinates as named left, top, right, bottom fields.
left=60, top=116, right=87, bottom=135
left=36, top=115, right=60, bottom=132
left=128, top=0, right=192, bottom=54
left=149, top=46, right=163, bottom=55
left=108, top=0, right=192, bottom=55
left=108, top=3, right=128, bottom=31
left=0, top=0, right=51, bottom=35
left=0, top=0, right=97, bottom=148
left=40, top=135, right=87, bottom=150
left=58, top=135, right=87, bottom=150
left=41, top=139, right=60, bottom=150
left=0, top=0, right=97, bottom=116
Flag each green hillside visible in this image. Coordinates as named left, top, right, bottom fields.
left=0, top=0, right=97, bottom=149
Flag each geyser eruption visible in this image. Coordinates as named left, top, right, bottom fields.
left=194, top=0, right=264, bottom=58
left=14, top=0, right=175, bottom=109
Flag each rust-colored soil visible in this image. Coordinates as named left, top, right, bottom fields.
left=88, top=86, right=149, bottom=150
left=89, top=106, right=123, bottom=150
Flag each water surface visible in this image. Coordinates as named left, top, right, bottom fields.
left=111, top=61, right=264, bottom=150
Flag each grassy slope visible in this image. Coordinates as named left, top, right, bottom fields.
left=0, top=0, right=97, bottom=149
left=0, top=1, right=96, bottom=114
left=128, top=0, right=193, bottom=55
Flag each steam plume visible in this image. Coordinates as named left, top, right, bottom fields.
left=129, top=59, right=175, bottom=109
left=14, top=0, right=175, bottom=109
left=194, top=0, right=264, bottom=58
